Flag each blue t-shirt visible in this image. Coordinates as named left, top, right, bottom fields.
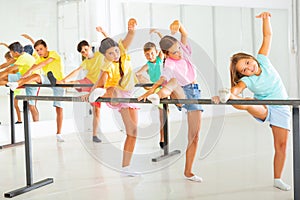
left=240, top=54, right=288, bottom=100
left=147, top=56, right=162, bottom=82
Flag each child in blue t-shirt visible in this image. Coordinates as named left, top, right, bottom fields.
left=213, top=12, right=291, bottom=191
left=136, top=29, right=166, bottom=149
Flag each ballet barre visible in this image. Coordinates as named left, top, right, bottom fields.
left=23, top=83, right=93, bottom=88
left=5, top=96, right=300, bottom=200
left=1, top=84, right=93, bottom=150
left=0, top=90, right=24, bottom=149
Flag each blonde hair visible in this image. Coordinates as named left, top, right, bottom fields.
left=230, top=52, right=259, bottom=87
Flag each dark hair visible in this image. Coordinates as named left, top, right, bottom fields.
left=8, top=42, right=24, bottom=54
left=77, top=40, right=89, bottom=52
left=24, top=45, right=34, bottom=55
left=34, top=39, right=47, bottom=48
left=143, top=42, right=156, bottom=52
left=159, top=35, right=178, bottom=66
left=118, top=58, right=124, bottom=85
left=98, top=38, right=123, bottom=85
left=4, top=51, right=12, bottom=60
left=230, top=52, right=260, bottom=87
left=99, top=37, right=118, bottom=54
left=159, top=35, right=177, bottom=55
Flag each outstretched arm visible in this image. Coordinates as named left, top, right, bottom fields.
left=137, top=76, right=166, bottom=101
left=21, top=34, right=35, bottom=45
left=135, top=64, right=148, bottom=76
left=121, top=18, right=137, bottom=49
left=96, top=26, right=109, bottom=38
left=22, top=58, right=55, bottom=78
left=212, top=81, right=247, bottom=104
left=256, top=12, right=272, bottom=56
left=0, top=59, right=15, bottom=70
left=231, top=81, right=247, bottom=97
left=60, top=66, right=83, bottom=83
left=169, top=20, right=188, bottom=45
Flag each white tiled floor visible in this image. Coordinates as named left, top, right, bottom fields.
left=0, top=110, right=294, bottom=200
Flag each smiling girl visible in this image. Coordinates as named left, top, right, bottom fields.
left=214, top=12, right=291, bottom=191
left=82, top=18, right=140, bottom=176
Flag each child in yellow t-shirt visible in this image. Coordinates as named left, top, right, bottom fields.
left=82, top=18, right=140, bottom=177
left=7, top=39, right=65, bottom=142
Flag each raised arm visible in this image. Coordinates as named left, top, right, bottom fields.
left=0, top=42, right=9, bottom=48
left=21, top=34, right=35, bottom=45
left=170, top=20, right=188, bottom=46
left=96, top=26, right=109, bottom=38
left=149, top=28, right=163, bottom=39
left=256, top=12, right=272, bottom=56
left=149, top=29, right=165, bottom=60
left=121, top=18, right=137, bottom=49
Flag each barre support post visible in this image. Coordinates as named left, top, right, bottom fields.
left=293, top=106, right=300, bottom=200
left=152, top=103, right=181, bottom=162
left=0, top=90, right=24, bottom=149
left=4, top=100, right=53, bottom=198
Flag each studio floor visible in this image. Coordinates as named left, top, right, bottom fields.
left=0, top=109, right=294, bottom=200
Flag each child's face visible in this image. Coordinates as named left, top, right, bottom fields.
left=5, top=56, right=13, bottom=62
left=104, top=46, right=120, bottom=62
left=144, top=48, right=157, bottom=62
left=9, top=51, right=18, bottom=59
left=35, top=44, right=48, bottom=58
left=236, top=58, right=260, bottom=76
left=80, top=45, right=91, bottom=58
left=167, top=42, right=182, bottom=60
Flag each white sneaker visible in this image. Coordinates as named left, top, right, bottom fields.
left=218, top=88, right=231, bottom=103
left=56, top=134, right=65, bottom=142
left=7, top=82, right=19, bottom=91
left=273, top=179, right=291, bottom=191
left=89, top=88, right=106, bottom=102
left=147, top=93, right=160, bottom=106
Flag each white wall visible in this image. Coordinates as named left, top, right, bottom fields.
left=0, top=0, right=57, bottom=63
left=0, top=0, right=298, bottom=124
left=102, top=2, right=292, bottom=97
left=0, top=0, right=57, bottom=96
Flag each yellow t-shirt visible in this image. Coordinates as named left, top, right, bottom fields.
left=101, top=41, right=137, bottom=90
left=32, top=51, right=39, bottom=60
left=14, top=52, right=35, bottom=75
left=35, top=51, right=64, bottom=80
left=81, top=51, right=104, bottom=83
